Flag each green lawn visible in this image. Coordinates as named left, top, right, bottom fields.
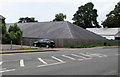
left=60, top=45, right=119, bottom=48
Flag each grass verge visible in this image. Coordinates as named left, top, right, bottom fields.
left=60, top=45, right=119, bottom=48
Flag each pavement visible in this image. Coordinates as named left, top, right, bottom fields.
left=0, top=48, right=85, bottom=54
left=0, top=44, right=46, bottom=54
left=0, top=47, right=119, bottom=75
left=1, top=44, right=37, bottom=49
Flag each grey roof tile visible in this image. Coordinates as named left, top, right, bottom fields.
left=6, top=21, right=106, bottom=40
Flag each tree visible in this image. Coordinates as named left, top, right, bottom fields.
left=0, top=17, right=6, bottom=34
left=8, top=24, right=21, bottom=33
left=0, top=17, right=23, bottom=44
left=53, top=13, right=66, bottom=21
left=0, top=16, right=8, bottom=44
left=18, top=17, right=38, bottom=23
left=102, top=2, right=120, bottom=28
left=8, top=24, right=23, bottom=44
left=1, top=24, right=7, bottom=35
left=72, top=2, right=101, bottom=29
left=0, top=24, right=9, bottom=44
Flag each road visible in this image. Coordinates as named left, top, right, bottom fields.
left=0, top=47, right=119, bottom=75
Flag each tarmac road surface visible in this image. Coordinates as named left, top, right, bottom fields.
left=0, top=47, right=119, bottom=75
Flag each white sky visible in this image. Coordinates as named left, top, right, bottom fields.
left=0, top=0, right=119, bottom=25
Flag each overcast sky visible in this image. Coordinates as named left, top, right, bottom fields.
left=0, top=0, right=119, bottom=25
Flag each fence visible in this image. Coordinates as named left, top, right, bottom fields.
left=2, top=38, right=119, bottom=49
left=22, top=38, right=120, bottom=47
left=2, top=40, right=34, bottom=50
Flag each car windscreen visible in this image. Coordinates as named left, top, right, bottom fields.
left=38, top=40, right=50, bottom=42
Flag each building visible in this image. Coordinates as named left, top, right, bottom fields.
left=0, top=15, right=6, bottom=25
left=0, top=15, right=6, bottom=44
left=87, top=28, right=120, bottom=40
left=6, top=21, right=106, bottom=47
left=115, top=31, right=120, bottom=40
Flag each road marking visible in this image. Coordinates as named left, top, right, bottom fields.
left=78, top=54, right=92, bottom=59
left=79, top=53, right=93, bottom=57
left=0, top=51, right=50, bottom=55
left=0, top=62, right=2, bottom=65
left=89, top=54, right=106, bottom=57
left=38, top=58, right=48, bottom=65
left=85, top=53, right=107, bottom=57
left=71, top=54, right=91, bottom=60
left=0, top=68, right=15, bottom=73
left=38, top=62, right=65, bottom=67
left=0, top=54, right=14, bottom=55
left=51, top=56, right=65, bottom=62
left=62, top=55, right=76, bottom=60
left=20, top=59, right=25, bottom=67
left=79, top=53, right=105, bottom=58
left=99, top=54, right=107, bottom=57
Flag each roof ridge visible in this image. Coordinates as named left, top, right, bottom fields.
left=66, top=21, right=73, bottom=38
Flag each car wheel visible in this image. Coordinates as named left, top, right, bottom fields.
left=51, top=46, right=54, bottom=48
left=34, top=44, right=37, bottom=47
left=46, top=45, right=49, bottom=48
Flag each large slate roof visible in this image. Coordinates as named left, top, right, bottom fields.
left=6, top=21, right=105, bottom=40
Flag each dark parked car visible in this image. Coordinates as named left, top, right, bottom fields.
left=33, top=39, right=55, bottom=48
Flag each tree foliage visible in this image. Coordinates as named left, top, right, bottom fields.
left=0, top=18, right=6, bottom=34
left=8, top=24, right=21, bottom=33
left=0, top=18, right=8, bottom=44
left=1, top=22, right=23, bottom=44
left=53, top=13, right=66, bottom=21
left=72, top=2, right=101, bottom=29
left=102, top=2, right=120, bottom=28
left=1, top=24, right=7, bottom=35
left=8, top=24, right=23, bottom=44
left=18, top=17, right=38, bottom=23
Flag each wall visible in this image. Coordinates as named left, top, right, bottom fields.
left=102, top=35, right=115, bottom=40
left=22, top=38, right=119, bottom=47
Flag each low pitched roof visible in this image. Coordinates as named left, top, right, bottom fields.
left=115, top=31, right=120, bottom=37
left=6, top=21, right=106, bottom=40
left=87, top=28, right=120, bottom=36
